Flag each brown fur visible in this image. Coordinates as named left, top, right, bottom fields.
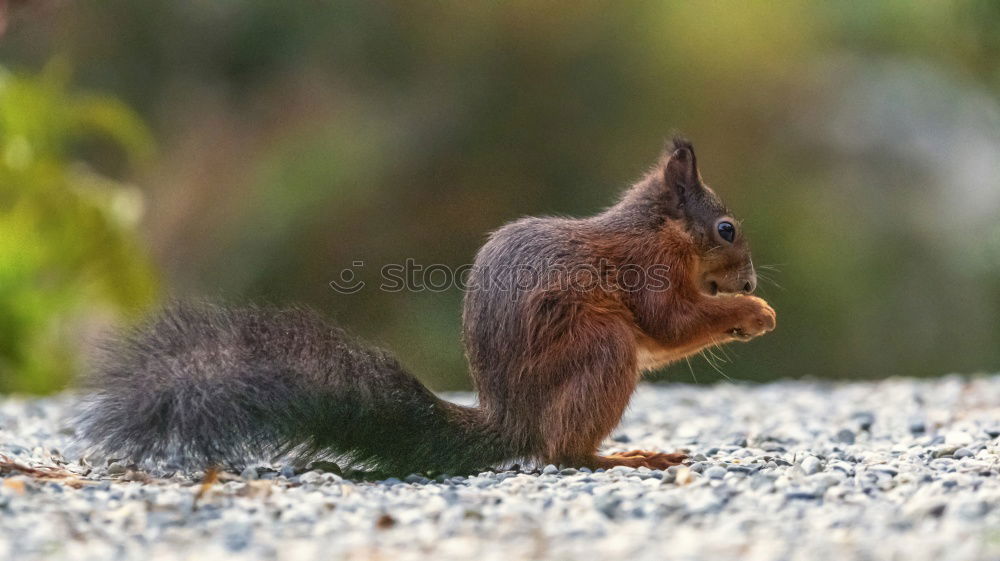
left=462, top=138, right=775, bottom=469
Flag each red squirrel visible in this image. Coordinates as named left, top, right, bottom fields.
left=76, top=138, right=775, bottom=474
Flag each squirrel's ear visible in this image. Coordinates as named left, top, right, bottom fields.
left=662, top=137, right=700, bottom=198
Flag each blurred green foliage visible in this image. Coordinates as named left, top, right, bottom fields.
left=1, top=1, right=999, bottom=393
left=0, top=60, right=157, bottom=393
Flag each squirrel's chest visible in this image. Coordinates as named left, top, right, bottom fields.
left=635, top=342, right=678, bottom=372
left=634, top=336, right=703, bottom=372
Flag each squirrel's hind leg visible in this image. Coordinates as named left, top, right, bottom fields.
left=535, top=317, right=655, bottom=469
left=532, top=317, right=689, bottom=471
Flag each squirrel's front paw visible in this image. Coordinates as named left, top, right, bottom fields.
left=728, top=296, right=776, bottom=340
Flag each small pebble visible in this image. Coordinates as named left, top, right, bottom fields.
left=705, top=466, right=727, bottom=479
left=852, top=412, right=875, bottom=431
left=945, top=431, right=974, bottom=447
left=835, top=429, right=856, bottom=444
left=800, top=456, right=822, bottom=475
left=404, top=473, right=429, bottom=484
left=934, top=445, right=960, bottom=458
left=298, top=471, right=324, bottom=484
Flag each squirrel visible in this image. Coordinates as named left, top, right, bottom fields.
left=75, top=137, right=775, bottom=475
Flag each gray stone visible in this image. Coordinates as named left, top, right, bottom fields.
left=298, top=471, right=324, bottom=484
left=785, top=490, right=822, bottom=501
left=800, top=456, right=822, bottom=475
left=934, top=445, right=960, bottom=458
left=945, top=431, right=973, bottom=447
left=852, top=411, right=875, bottom=431
left=835, top=429, right=856, bottom=444
left=405, top=473, right=429, bottom=484
left=704, top=466, right=727, bottom=479
left=871, top=465, right=898, bottom=477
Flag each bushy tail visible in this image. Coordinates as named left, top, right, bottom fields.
left=75, top=302, right=513, bottom=474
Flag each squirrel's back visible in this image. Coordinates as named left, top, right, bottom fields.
left=75, top=302, right=512, bottom=473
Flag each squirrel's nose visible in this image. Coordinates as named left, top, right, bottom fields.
left=742, top=276, right=757, bottom=294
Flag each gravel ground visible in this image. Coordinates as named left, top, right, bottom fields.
left=2, top=376, right=1000, bottom=561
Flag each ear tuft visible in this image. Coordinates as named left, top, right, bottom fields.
left=666, top=136, right=695, bottom=159
left=663, top=135, right=699, bottom=191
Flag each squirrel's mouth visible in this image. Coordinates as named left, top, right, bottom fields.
left=702, top=278, right=753, bottom=296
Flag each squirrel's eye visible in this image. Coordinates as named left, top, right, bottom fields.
left=717, top=221, right=736, bottom=243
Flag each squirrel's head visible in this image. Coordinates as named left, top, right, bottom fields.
left=658, top=138, right=757, bottom=295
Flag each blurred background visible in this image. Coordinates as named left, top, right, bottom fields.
left=1, top=1, right=999, bottom=394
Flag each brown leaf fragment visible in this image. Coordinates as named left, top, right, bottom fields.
left=193, top=466, right=221, bottom=507
left=2, top=476, right=27, bottom=494
left=0, top=454, right=82, bottom=481
left=375, top=513, right=396, bottom=529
